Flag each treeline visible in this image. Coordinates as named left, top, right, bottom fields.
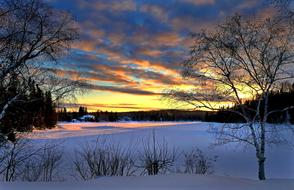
left=207, top=83, right=294, bottom=124
left=59, top=84, right=294, bottom=124
left=58, top=108, right=207, bottom=122
left=58, top=107, right=119, bottom=122
left=0, top=75, right=57, bottom=141
left=118, top=110, right=207, bottom=121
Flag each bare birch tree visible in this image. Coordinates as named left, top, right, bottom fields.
left=166, top=14, right=294, bottom=180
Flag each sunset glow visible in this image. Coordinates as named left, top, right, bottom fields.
left=48, top=0, right=275, bottom=112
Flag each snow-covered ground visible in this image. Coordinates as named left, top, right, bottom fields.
left=28, top=121, right=294, bottom=179
left=2, top=121, right=294, bottom=189
left=2, top=174, right=294, bottom=190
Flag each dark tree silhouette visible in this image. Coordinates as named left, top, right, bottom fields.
left=78, top=106, right=88, bottom=117
left=0, top=0, right=80, bottom=141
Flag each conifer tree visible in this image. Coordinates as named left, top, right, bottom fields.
left=44, top=91, right=57, bottom=128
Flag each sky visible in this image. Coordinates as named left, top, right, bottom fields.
left=47, top=0, right=275, bottom=112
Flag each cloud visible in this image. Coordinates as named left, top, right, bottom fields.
left=257, top=6, right=278, bottom=20
left=140, top=4, right=169, bottom=22
left=84, top=83, right=161, bottom=96
left=48, top=0, right=274, bottom=110
left=45, top=67, right=137, bottom=86
left=79, top=0, right=136, bottom=12
left=182, top=0, right=215, bottom=6
left=61, top=103, right=161, bottom=111
left=72, top=40, right=97, bottom=52
left=46, top=61, right=182, bottom=90
left=236, top=0, right=258, bottom=10
left=153, top=32, right=183, bottom=46
left=137, top=48, right=163, bottom=57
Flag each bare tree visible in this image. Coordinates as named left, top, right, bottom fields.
left=137, top=130, right=176, bottom=175
left=166, top=14, right=294, bottom=180
left=0, top=0, right=80, bottom=139
left=272, top=0, right=294, bottom=18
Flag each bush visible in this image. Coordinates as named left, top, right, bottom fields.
left=73, top=138, right=136, bottom=180
left=137, top=130, right=176, bottom=175
left=0, top=139, right=63, bottom=181
left=21, top=143, right=63, bottom=181
left=183, top=148, right=217, bottom=175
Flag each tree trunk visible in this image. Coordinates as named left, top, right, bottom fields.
left=258, top=122, right=266, bottom=180
left=258, top=156, right=266, bottom=180
left=258, top=94, right=267, bottom=181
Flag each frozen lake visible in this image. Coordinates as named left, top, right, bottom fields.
left=28, top=122, right=294, bottom=179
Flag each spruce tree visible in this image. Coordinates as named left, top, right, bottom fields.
left=44, top=91, right=57, bottom=128
left=30, top=84, right=45, bottom=129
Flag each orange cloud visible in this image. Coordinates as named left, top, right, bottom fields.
left=120, top=59, right=179, bottom=76
left=153, top=32, right=183, bottom=46
left=183, top=0, right=215, bottom=6
left=138, top=49, right=163, bottom=57
left=72, top=40, right=97, bottom=52
left=108, top=33, right=125, bottom=45
left=62, top=102, right=161, bottom=111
